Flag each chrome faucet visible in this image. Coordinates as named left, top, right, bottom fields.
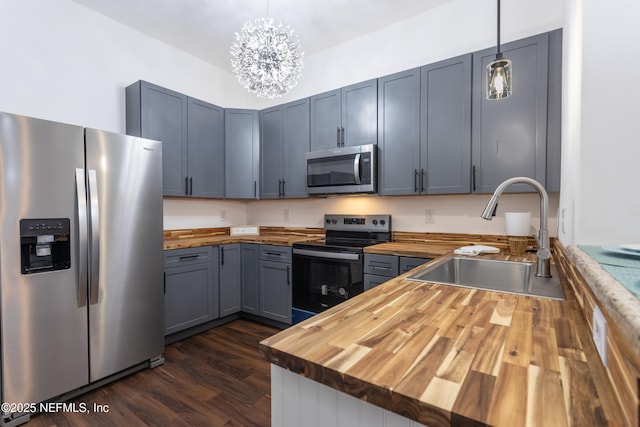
left=480, top=177, right=552, bottom=278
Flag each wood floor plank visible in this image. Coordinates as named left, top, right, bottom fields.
left=26, top=319, right=279, bottom=427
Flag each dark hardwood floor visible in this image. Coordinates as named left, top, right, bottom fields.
left=27, top=320, right=279, bottom=427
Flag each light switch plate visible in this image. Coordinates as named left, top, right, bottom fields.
left=592, top=305, right=608, bottom=365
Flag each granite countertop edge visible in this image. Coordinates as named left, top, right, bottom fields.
left=565, top=245, right=640, bottom=356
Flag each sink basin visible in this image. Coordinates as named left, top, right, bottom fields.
left=406, top=256, right=565, bottom=300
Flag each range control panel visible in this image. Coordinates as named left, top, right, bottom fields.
left=324, top=214, right=391, bottom=233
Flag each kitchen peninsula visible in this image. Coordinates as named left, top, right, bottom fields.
left=260, top=241, right=632, bottom=426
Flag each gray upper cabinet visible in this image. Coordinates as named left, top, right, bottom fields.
left=126, top=80, right=225, bottom=198
left=472, top=32, right=550, bottom=194
left=260, top=98, right=310, bottom=199
left=546, top=29, right=562, bottom=193
left=377, top=68, right=421, bottom=195
left=378, top=55, right=471, bottom=196
left=310, top=79, right=377, bottom=150
left=126, top=81, right=187, bottom=197
left=225, top=109, right=260, bottom=199
left=187, top=98, right=225, bottom=198
left=421, top=55, right=472, bottom=194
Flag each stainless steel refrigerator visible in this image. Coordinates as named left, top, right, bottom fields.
left=0, top=112, right=164, bottom=424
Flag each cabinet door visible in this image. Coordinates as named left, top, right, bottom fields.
left=241, top=243, right=260, bottom=315
left=219, top=244, right=242, bottom=316
left=163, top=246, right=219, bottom=335
left=282, top=98, right=310, bottom=198
left=225, top=109, right=260, bottom=199
left=399, top=256, right=430, bottom=274
left=364, top=274, right=389, bottom=291
left=187, top=97, right=225, bottom=198
left=259, top=260, right=292, bottom=324
left=472, top=33, right=549, bottom=193
left=126, top=81, right=187, bottom=197
left=421, top=54, right=472, bottom=194
left=546, top=29, right=562, bottom=193
left=377, top=68, right=421, bottom=196
left=310, top=88, right=341, bottom=151
left=342, top=79, right=378, bottom=148
left=260, top=106, right=285, bottom=199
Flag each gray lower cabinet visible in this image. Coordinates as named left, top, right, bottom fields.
left=310, top=79, right=377, bottom=150
left=260, top=98, right=310, bottom=199
left=258, top=245, right=292, bottom=324
left=378, top=56, right=471, bottom=196
left=399, top=256, right=430, bottom=274
left=363, top=254, right=431, bottom=291
left=241, top=243, right=260, bottom=315
left=163, top=246, right=219, bottom=335
left=225, top=109, right=260, bottom=199
left=126, top=80, right=224, bottom=198
left=219, top=243, right=242, bottom=316
left=472, top=31, right=552, bottom=193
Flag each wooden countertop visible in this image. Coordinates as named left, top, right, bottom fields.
left=163, top=226, right=323, bottom=250
left=259, top=251, right=624, bottom=426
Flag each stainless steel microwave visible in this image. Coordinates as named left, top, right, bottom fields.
left=305, top=144, right=377, bottom=195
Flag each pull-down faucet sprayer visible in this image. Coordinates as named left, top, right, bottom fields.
left=481, top=177, right=552, bottom=278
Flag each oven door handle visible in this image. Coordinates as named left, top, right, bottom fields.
left=293, top=248, right=361, bottom=261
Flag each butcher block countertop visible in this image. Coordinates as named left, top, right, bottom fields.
left=163, top=226, right=323, bottom=250
left=260, top=249, right=625, bottom=426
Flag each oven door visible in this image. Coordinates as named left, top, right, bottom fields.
left=292, top=247, right=364, bottom=323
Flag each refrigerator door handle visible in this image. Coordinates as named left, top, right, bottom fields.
left=88, top=169, right=100, bottom=304
left=75, top=168, right=88, bottom=307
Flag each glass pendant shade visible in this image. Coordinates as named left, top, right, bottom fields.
left=486, top=54, right=512, bottom=100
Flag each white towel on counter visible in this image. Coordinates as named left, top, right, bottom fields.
left=453, top=245, right=501, bottom=256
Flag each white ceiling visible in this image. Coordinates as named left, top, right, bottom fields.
left=71, top=0, right=452, bottom=72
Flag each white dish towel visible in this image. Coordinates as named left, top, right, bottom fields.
left=453, top=245, right=501, bottom=256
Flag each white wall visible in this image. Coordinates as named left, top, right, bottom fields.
left=0, top=0, right=567, bottom=234
left=560, top=0, right=640, bottom=245
left=0, top=0, right=246, bottom=133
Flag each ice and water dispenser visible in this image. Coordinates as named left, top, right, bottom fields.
left=20, top=218, right=71, bottom=274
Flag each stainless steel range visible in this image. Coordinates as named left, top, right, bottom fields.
left=291, top=214, right=392, bottom=324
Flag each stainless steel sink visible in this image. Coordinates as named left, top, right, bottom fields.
left=406, top=256, right=565, bottom=300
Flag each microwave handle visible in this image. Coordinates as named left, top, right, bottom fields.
left=353, top=153, right=361, bottom=185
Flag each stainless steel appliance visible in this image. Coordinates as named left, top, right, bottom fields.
left=292, top=214, right=391, bottom=324
left=305, top=144, right=377, bottom=195
left=0, top=112, right=164, bottom=426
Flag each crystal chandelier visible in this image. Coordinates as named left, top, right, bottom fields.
left=230, top=15, right=304, bottom=99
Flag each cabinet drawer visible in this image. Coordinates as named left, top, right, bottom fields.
left=399, top=256, right=431, bottom=274
left=259, top=244, right=292, bottom=263
left=164, top=246, right=213, bottom=267
left=364, top=254, right=398, bottom=277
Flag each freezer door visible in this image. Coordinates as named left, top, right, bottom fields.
left=0, top=112, right=89, bottom=404
left=84, top=128, right=164, bottom=381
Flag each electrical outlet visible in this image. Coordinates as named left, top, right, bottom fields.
left=593, top=306, right=608, bottom=365
left=424, top=209, right=435, bottom=224
left=283, top=208, right=290, bottom=222
left=220, top=209, right=227, bottom=221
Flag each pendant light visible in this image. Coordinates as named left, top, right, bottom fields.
left=486, top=0, right=512, bottom=100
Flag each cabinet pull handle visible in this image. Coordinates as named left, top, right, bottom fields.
left=254, top=181, right=257, bottom=198
left=281, top=179, right=285, bottom=197
left=341, top=127, right=345, bottom=147
left=189, top=176, right=193, bottom=195
left=287, top=266, right=290, bottom=286
left=336, top=127, right=341, bottom=147
left=414, top=169, right=419, bottom=193
left=221, top=247, right=224, bottom=265
left=266, top=252, right=282, bottom=257
left=185, top=176, right=189, bottom=195
left=421, top=169, right=426, bottom=193
left=163, top=272, right=166, bottom=295
left=370, top=264, right=391, bottom=270
left=178, top=254, right=199, bottom=261
left=472, top=165, right=477, bottom=192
